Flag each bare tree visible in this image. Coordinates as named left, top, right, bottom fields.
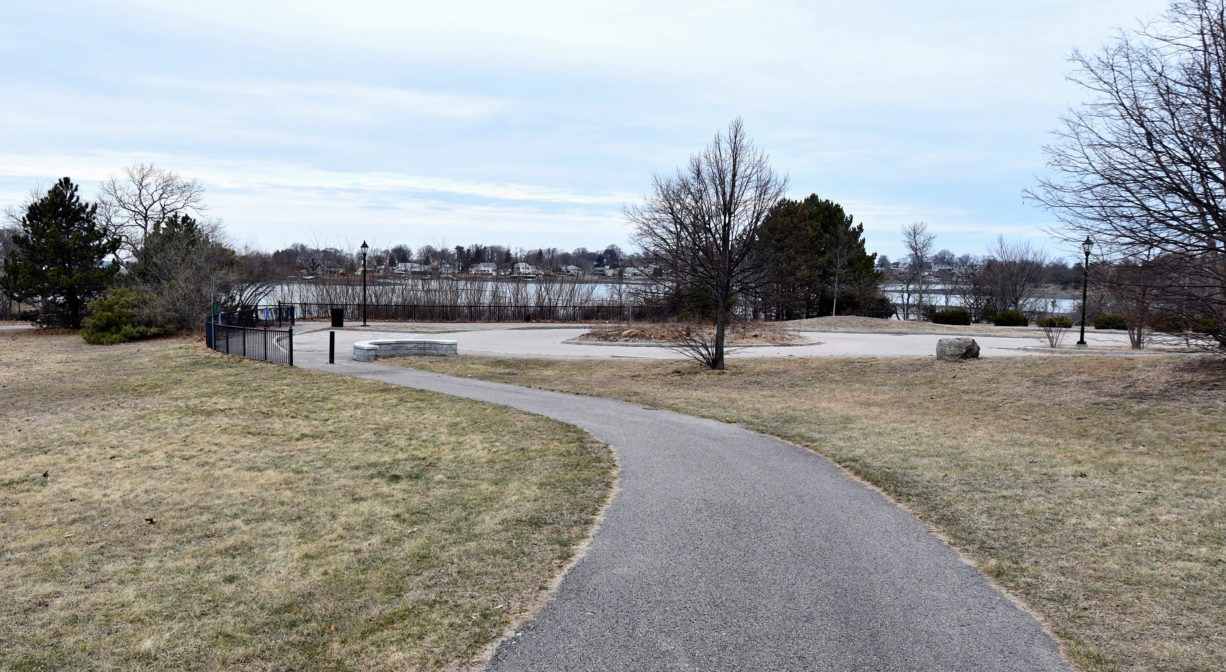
left=1027, top=0, right=1226, bottom=349
left=100, top=163, right=206, bottom=252
left=828, top=222, right=854, bottom=317
left=901, top=222, right=935, bottom=320
left=979, top=236, right=1051, bottom=315
left=130, top=215, right=270, bottom=330
left=628, top=117, right=788, bottom=369
left=0, top=225, right=16, bottom=318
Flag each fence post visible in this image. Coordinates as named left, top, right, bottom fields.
left=287, top=328, right=294, bottom=366
left=242, top=327, right=247, bottom=357
left=329, top=330, right=335, bottom=364
left=264, top=328, right=269, bottom=359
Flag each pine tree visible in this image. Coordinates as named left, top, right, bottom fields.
left=0, top=177, right=120, bottom=327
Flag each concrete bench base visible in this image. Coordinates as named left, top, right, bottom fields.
left=353, top=338, right=458, bottom=361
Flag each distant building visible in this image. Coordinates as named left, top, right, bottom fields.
left=511, top=262, right=539, bottom=277
left=472, top=262, right=498, bottom=275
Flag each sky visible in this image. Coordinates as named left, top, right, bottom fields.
left=0, top=0, right=1172, bottom=262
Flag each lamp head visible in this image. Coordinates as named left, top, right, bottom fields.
left=360, top=240, right=369, bottom=256
left=1081, top=236, right=1093, bottom=257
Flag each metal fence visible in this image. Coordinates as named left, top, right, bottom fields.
left=216, top=304, right=296, bottom=328
left=206, top=320, right=293, bottom=366
left=286, top=302, right=674, bottom=323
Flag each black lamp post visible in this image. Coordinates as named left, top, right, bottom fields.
left=360, top=240, right=369, bottom=327
left=1077, top=236, right=1093, bottom=347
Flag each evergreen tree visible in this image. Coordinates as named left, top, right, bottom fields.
left=755, top=194, right=879, bottom=319
left=0, top=178, right=119, bottom=327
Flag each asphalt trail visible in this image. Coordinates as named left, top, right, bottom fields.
left=298, top=341, right=1068, bottom=672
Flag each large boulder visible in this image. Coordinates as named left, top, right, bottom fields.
left=936, top=337, right=980, bottom=361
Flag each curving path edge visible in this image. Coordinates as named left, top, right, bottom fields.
left=297, top=344, right=1069, bottom=671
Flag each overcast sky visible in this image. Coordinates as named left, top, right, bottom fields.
left=1, top=0, right=1170, bottom=261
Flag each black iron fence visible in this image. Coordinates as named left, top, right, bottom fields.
left=286, top=302, right=673, bottom=323
left=216, top=304, right=296, bottom=328
left=206, top=319, right=293, bottom=366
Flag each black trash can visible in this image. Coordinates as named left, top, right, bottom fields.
left=331, top=308, right=345, bottom=328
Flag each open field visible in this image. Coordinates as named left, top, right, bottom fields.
left=0, top=332, right=614, bottom=671
left=393, top=353, right=1226, bottom=672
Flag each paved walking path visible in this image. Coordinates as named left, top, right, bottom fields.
left=297, top=320, right=1137, bottom=360
left=295, top=331, right=1069, bottom=671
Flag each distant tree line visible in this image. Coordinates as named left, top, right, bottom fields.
left=258, top=242, right=631, bottom=278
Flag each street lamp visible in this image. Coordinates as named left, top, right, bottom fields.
left=360, top=240, right=369, bottom=327
left=1077, top=236, right=1093, bottom=347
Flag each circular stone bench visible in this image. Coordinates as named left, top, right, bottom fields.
left=353, top=338, right=458, bottom=361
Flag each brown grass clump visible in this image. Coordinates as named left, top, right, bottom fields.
left=395, top=353, right=1226, bottom=672
left=0, top=331, right=614, bottom=671
left=579, top=321, right=807, bottom=345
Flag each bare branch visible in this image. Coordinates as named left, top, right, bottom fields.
left=100, top=163, right=206, bottom=253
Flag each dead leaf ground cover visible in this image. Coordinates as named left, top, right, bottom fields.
left=578, top=321, right=806, bottom=345
left=393, top=353, right=1226, bottom=672
left=0, top=332, right=614, bottom=671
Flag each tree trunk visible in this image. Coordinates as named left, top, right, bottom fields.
left=712, top=286, right=727, bottom=370
left=831, top=276, right=840, bottom=317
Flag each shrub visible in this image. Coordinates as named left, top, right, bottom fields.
left=931, top=309, right=972, bottom=325
left=1037, top=315, right=1074, bottom=329
left=82, top=289, right=170, bottom=345
left=1094, top=313, right=1127, bottom=330
left=990, top=309, right=1028, bottom=327
left=1037, top=315, right=1074, bottom=348
left=854, top=296, right=897, bottom=319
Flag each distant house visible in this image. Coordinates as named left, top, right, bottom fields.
left=561, top=264, right=583, bottom=276
left=511, top=262, right=539, bottom=277
left=395, top=262, right=427, bottom=274
left=431, top=261, right=457, bottom=275
left=472, top=262, right=498, bottom=275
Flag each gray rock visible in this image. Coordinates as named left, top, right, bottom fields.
left=936, top=337, right=980, bottom=361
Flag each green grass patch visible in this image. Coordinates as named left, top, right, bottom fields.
left=0, top=332, right=614, bottom=671
left=392, top=353, right=1226, bottom=672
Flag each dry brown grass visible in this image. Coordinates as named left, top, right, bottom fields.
left=393, top=353, right=1226, bottom=672
left=578, top=321, right=807, bottom=345
left=0, top=331, right=614, bottom=672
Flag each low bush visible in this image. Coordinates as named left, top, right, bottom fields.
left=82, top=288, right=172, bottom=345
left=1094, top=313, right=1128, bottom=330
left=931, top=309, right=972, bottom=325
left=854, top=296, right=897, bottom=319
left=1037, top=315, right=1074, bottom=329
left=990, top=309, right=1028, bottom=327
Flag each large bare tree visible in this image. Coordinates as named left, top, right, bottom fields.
left=1027, top=0, right=1226, bottom=348
left=628, top=118, right=788, bottom=369
left=100, top=163, right=206, bottom=252
left=979, top=236, right=1050, bottom=315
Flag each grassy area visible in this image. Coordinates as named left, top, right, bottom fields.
left=392, top=353, right=1226, bottom=672
left=0, top=332, right=615, bottom=672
